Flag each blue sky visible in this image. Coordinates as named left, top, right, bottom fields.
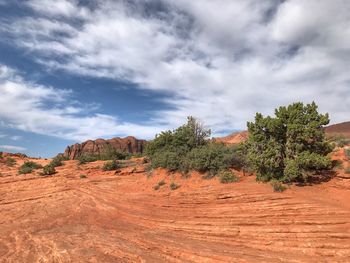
left=0, top=0, right=349, bottom=157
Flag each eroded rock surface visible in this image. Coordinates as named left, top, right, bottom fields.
left=63, top=136, right=146, bottom=159
left=0, top=152, right=349, bottom=262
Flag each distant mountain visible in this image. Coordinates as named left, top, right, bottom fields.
left=214, top=131, right=248, bottom=144
left=325, top=121, right=350, bottom=138
left=63, top=136, right=146, bottom=160
left=215, top=121, right=350, bottom=144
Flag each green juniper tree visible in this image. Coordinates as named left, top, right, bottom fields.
left=245, top=102, right=333, bottom=183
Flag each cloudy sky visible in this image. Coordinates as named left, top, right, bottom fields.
left=0, top=0, right=349, bottom=157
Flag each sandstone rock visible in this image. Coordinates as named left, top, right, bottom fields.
left=63, top=136, right=146, bottom=160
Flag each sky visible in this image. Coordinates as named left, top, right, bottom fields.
left=0, top=0, right=349, bottom=157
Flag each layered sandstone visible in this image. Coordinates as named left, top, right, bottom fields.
left=63, top=136, right=146, bottom=159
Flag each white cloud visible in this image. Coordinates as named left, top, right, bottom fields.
left=0, top=64, right=166, bottom=141
left=1, top=0, right=350, bottom=136
left=10, top=136, right=22, bottom=141
left=0, top=145, right=27, bottom=151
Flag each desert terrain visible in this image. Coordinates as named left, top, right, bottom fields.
left=0, top=147, right=349, bottom=263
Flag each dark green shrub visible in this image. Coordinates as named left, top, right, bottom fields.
left=219, top=171, right=239, bottom=184
left=18, top=161, right=42, bottom=174
left=80, top=174, right=87, bottom=179
left=146, top=116, right=211, bottom=172
left=49, top=155, right=68, bottom=167
left=18, top=166, right=33, bottom=174
left=0, top=152, right=3, bottom=159
left=146, top=116, right=243, bottom=177
left=102, top=160, right=119, bottom=171
left=42, top=165, right=56, bottom=175
left=153, top=179, right=166, bottom=190
left=6, top=157, right=16, bottom=167
left=158, top=180, right=166, bottom=186
left=100, top=145, right=130, bottom=160
left=245, top=102, right=333, bottom=183
left=271, top=181, right=287, bottom=192
left=187, top=142, right=234, bottom=176
left=170, top=182, right=180, bottom=190
left=78, top=155, right=100, bottom=164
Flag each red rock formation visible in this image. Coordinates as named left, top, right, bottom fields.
left=325, top=121, right=350, bottom=138
left=214, top=131, right=248, bottom=144
left=63, top=136, right=146, bottom=159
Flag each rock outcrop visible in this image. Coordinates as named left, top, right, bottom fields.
left=214, top=131, right=248, bottom=144
left=63, top=136, right=146, bottom=159
left=325, top=121, right=350, bottom=138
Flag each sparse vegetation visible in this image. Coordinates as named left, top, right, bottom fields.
left=78, top=154, right=100, bottom=164
left=42, top=165, right=56, bottom=175
left=100, top=145, right=131, bottom=160
left=219, top=170, right=239, bottom=184
left=77, top=147, right=131, bottom=165
left=5, top=157, right=16, bottom=167
left=333, top=160, right=344, bottom=170
left=145, top=165, right=153, bottom=178
left=18, top=161, right=42, bottom=174
left=328, top=135, right=350, bottom=148
left=271, top=180, right=287, bottom=192
left=80, top=174, right=87, bottom=179
left=102, top=160, right=119, bottom=171
left=146, top=116, right=237, bottom=176
left=345, top=149, right=350, bottom=159
left=49, top=155, right=68, bottom=167
left=153, top=180, right=166, bottom=190
left=170, top=182, right=180, bottom=190
left=158, top=179, right=166, bottom=186
left=244, top=102, right=333, bottom=183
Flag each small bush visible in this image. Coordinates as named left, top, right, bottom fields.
left=100, top=145, right=131, bottom=160
left=158, top=180, right=166, bottom=186
left=78, top=155, right=99, bottom=164
left=145, top=165, right=153, bottom=178
left=6, top=157, right=16, bottom=167
left=80, top=174, right=87, bottom=179
left=219, top=171, right=239, bottom=184
left=345, top=149, right=350, bottom=159
left=345, top=168, right=350, bottom=174
left=49, top=156, right=68, bottom=167
left=170, top=182, right=180, bottom=190
left=102, top=160, right=119, bottom=171
left=153, top=184, right=160, bottom=190
left=0, top=152, right=3, bottom=159
left=18, top=161, right=42, bottom=174
left=42, top=165, right=56, bottom=175
left=333, top=160, right=344, bottom=170
left=271, top=181, right=287, bottom=192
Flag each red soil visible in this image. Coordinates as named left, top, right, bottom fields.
left=0, top=153, right=349, bottom=262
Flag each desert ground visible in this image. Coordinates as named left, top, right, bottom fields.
left=0, top=148, right=349, bottom=263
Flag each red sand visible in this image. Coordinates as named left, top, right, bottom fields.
left=0, top=153, right=349, bottom=262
